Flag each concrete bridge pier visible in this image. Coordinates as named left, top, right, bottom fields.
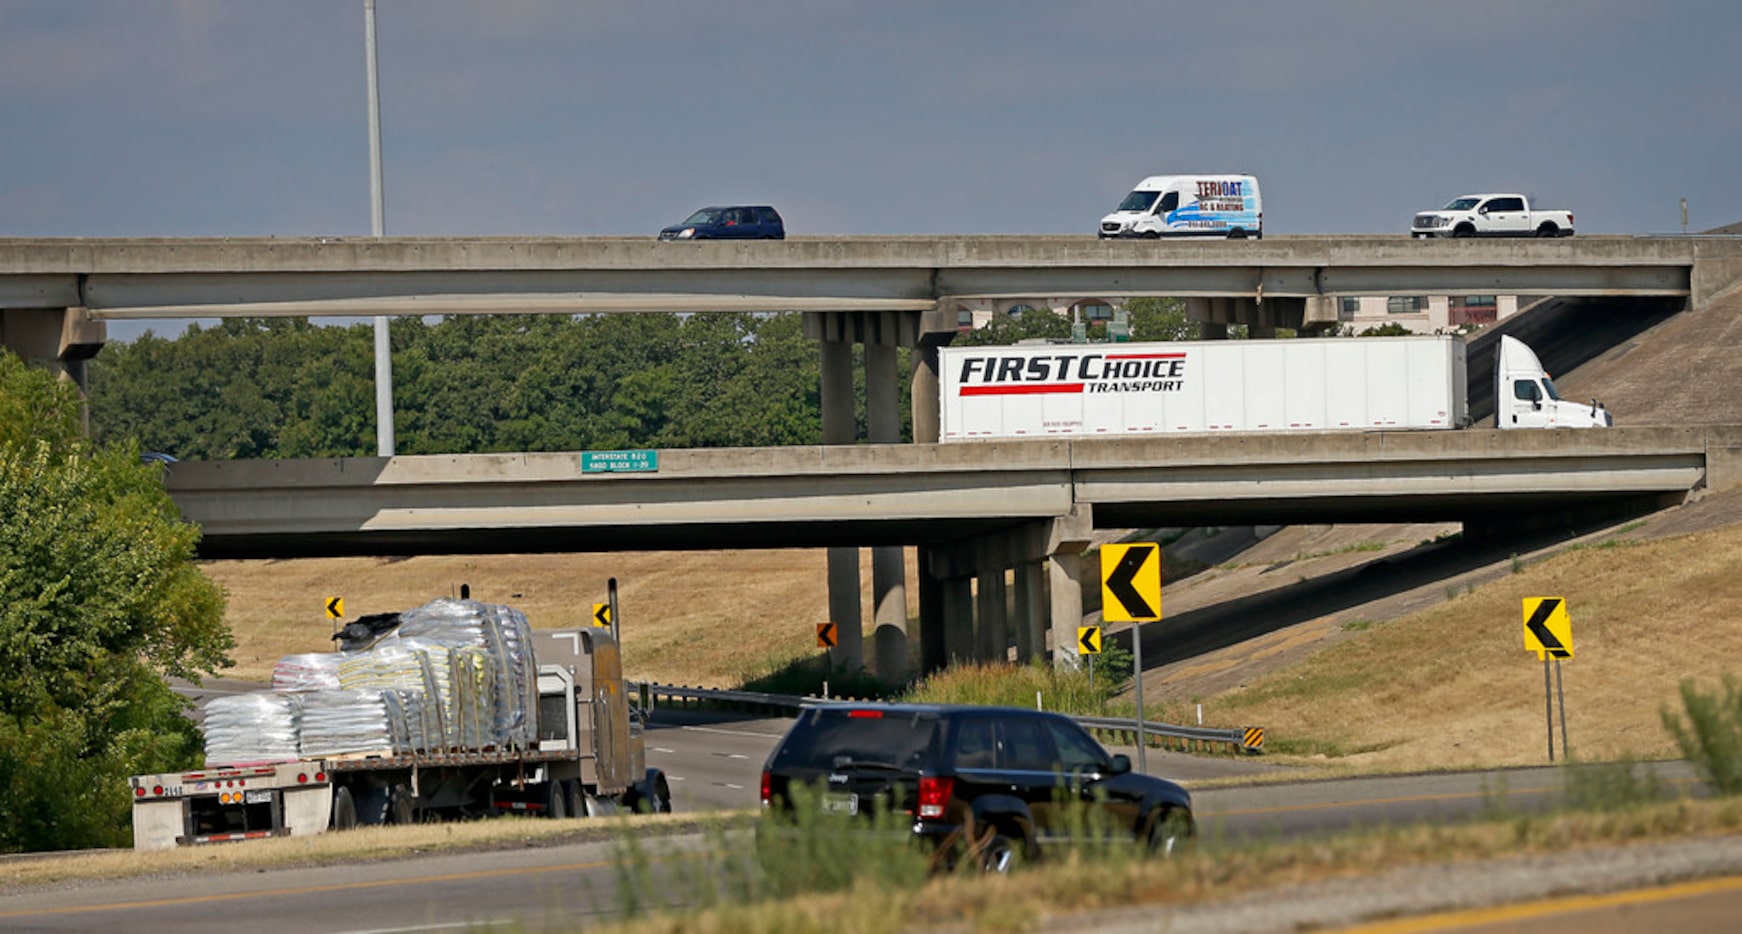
left=0, top=306, right=106, bottom=429
left=923, top=509, right=1093, bottom=672
left=819, top=334, right=863, bottom=673
left=975, top=570, right=1009, bottom=662
left=1185, top=296, right=1306, bottom=338
left=808, top=311, right=936, bottom=680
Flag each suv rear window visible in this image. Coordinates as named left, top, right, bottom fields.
left=768, top=708, right=941, bottom=770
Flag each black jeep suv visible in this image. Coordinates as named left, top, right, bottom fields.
left=759, top=703, right=1194, bottom=872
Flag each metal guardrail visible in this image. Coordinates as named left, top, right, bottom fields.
left=635, top=682, right=1263, bottom=755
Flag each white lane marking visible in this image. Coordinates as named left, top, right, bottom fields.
left=711, top=752, right=750, bottom=760
left=651, top=746, right=676, bottom=753
left=677, top=724, right=787, bottom=739
left=713, top=783, right=744, bottom=790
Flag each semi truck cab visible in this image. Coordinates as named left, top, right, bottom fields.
left=1496, top=335, right=1611, bottom=428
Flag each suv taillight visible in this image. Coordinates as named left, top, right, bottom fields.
left=916, top=777, right=953, bottom=819
left=760, top=770, right=772, bottom=807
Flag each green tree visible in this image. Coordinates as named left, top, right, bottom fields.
left=0, top=351, right=232, bottom=851
left=954, top=307, right=1074, bottom=347
left=1359, top=322, right=1414, bottom=337
left=1122, top=297, right=1198, bottom=342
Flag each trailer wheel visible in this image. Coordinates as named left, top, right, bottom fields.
left=331, top=786, right=358, bottom=831
left=388, top=785, right=415, bottom=825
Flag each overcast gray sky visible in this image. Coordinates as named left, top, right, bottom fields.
left=3, top=2, right=1739, bottom=338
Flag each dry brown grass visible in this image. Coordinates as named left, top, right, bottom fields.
left=592, top=797, right=1742, bottom=934
left=1215, top=524, right=1742, bottom=771
left=204, top=549, right=916, bottom=687
left=0, top=811, right=734, bottom=892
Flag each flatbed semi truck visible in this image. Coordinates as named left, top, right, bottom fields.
left=130, top=600, right=669, bottom=850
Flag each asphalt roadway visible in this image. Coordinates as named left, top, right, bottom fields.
left=0, top=708, right=1732, bottom=933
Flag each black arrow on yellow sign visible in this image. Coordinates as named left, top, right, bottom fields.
left=1104, top=544, right=1160, bottom=621
left=1524, top=597, right=1571, bottom=659
left=816, top=622, right=838, bottom=649
left=325, top=596, right=344, bottom=620
left=1078, top=626, right=1102, bottom=655
left=592, top=603, right=612, bottom=628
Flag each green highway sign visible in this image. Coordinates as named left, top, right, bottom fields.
left=581, top=449, right=659, bottom=474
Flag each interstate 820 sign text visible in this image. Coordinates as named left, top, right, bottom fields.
left=581, top=449, right=659, bottom=473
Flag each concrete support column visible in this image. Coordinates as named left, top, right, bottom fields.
left=1047, top=552, right=1085, bottom=671
left=910, top=337, right=943, bottom=444
left=1013, top=561, right=1047, bottom=663
left=976, top=570, right=1009, bottom=663
left=865, top=340, right=909, bottom=682
left=941, top=576, right=976, bottom=664
left=916, top=546, right=946, bottom=674
left=0, top=307, right=107, bottom=434
left=820, top=337, right=863, bottom=672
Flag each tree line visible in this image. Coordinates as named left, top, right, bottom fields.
left=89, top=300, right=1203, bottom=459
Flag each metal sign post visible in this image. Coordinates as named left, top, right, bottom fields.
left=1542, top=659, right=1555, bottom=762
left=1523, top=597, right=1574, bottom=763
left=1101, top=544, right=1162, bottom=774
left=1556, top=658, right=1569, bottom=761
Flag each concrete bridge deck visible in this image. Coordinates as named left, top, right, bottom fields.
left=166, top=425, right=1739, bottom=563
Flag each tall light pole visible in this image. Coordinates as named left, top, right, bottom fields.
left=365, top=0, right=395, bottom=456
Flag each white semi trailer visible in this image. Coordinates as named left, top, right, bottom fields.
left=938, top=334, right=1608, bottom=441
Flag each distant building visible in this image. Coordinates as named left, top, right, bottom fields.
left=950, top=294, right=1526, bottom=337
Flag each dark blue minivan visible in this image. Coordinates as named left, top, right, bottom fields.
left=658, top=205, right=785, bottom=241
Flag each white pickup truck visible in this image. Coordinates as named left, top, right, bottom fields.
left=1411, top=193, right=1574, bottom=239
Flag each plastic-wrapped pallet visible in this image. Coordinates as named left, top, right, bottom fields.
left=394, top=598, right=537, bottom=750
left=298, top=689, right=396, bottom=759
left=272, top=653, right=343, bottom=692
left=204, top=692, right=301, bottom=765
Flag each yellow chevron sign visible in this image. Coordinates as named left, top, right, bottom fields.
left=1522, top=597, right=1573, bottom=660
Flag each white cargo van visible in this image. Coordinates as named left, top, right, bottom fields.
left=1098, top=174, right=1262, bottom=239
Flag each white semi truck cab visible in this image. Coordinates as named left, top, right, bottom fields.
left=1496, top=335, right=1611, bottom=428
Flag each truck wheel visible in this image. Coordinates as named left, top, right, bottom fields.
left=1452, top=224, right=1475, bottom=238
left=1142, top=231, right=1160, bottom=240
left=544, top=781, right=568, bottom=820
left=1226, top=228, right=1248, bottom=240
left=1535, top=223, right=1559, bottom=238
left=388, top=785, right=415, bottom=825
left=331, top=786, right=358, bottom=831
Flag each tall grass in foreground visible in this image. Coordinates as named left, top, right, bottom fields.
left=582, top=672, right=1742, bottom=933
left=1663, top=674, right=1742, bottom=794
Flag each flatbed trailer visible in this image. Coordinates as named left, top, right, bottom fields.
left=131, top=622, right=669, bottom=850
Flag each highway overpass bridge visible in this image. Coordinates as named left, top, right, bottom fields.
left=165, top=424, right=1742, bottom=676
left=8, top=233, right=1740, bottom=678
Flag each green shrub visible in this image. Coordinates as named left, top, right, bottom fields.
left=1662, top=675, right=1742, bottom=795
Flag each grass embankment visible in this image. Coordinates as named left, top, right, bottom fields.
left=1208, top=522, right=1742, bottom=772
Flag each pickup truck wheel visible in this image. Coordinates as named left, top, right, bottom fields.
left=1535, top=223, right=1559, bottom=238
left=1452, top=224, right=1475, bottom=238
left=330, top=786, right=358, bottom=831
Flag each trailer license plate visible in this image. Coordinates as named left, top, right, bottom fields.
left=823, top=793, right=858, bottom=815
left=244, top=790, right=272, bottom=805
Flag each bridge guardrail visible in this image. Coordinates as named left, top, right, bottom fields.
left=634, top=682, right=1263, bottom=755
